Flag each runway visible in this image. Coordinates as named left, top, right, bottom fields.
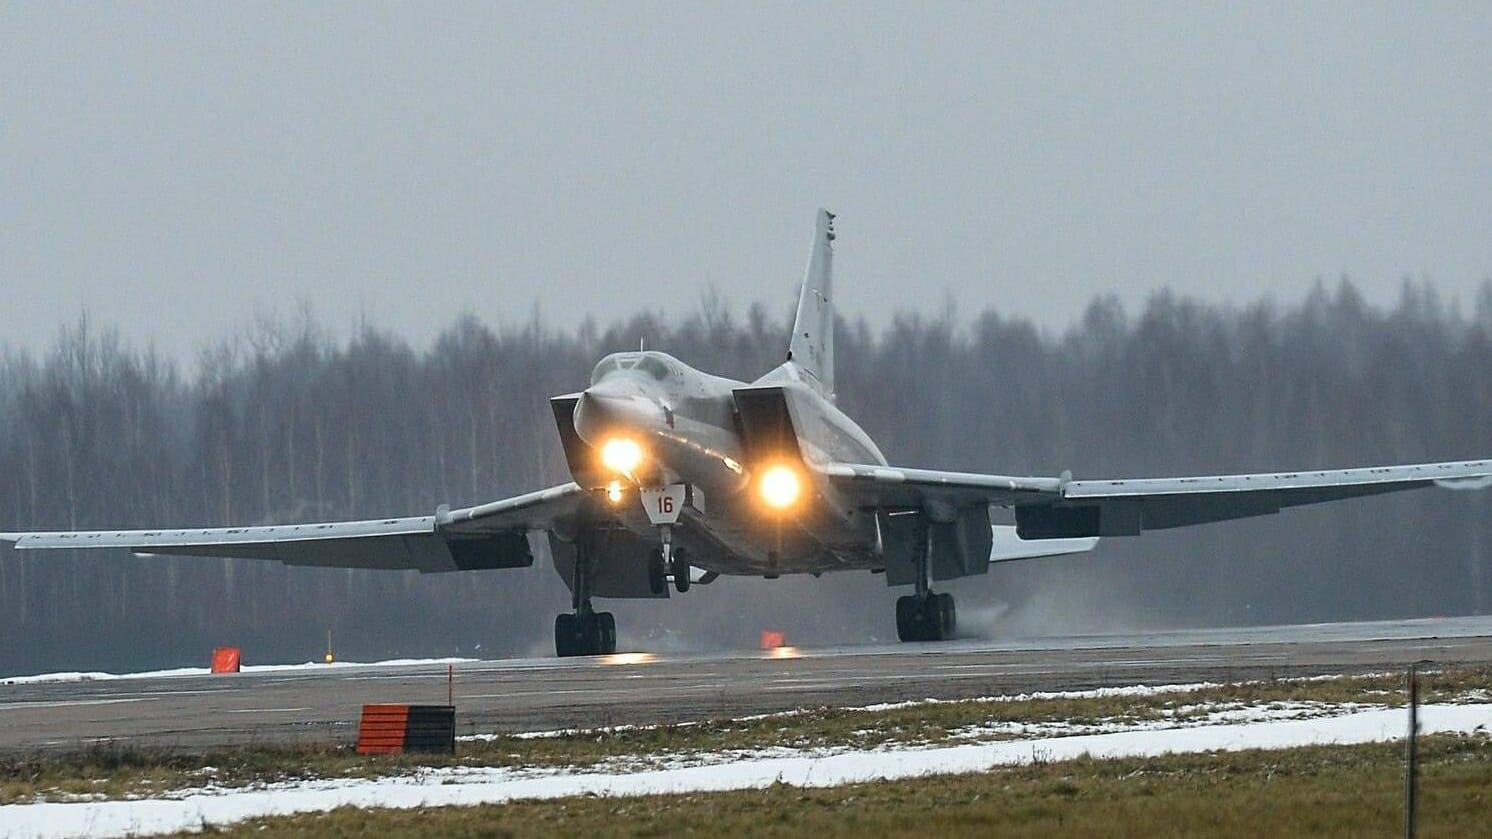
left=4, top=615, right=1492, bottom=754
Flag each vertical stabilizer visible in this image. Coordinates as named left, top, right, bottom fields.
left=788, top=208, right=836, bottom=399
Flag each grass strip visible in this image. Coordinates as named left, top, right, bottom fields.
left=4, top=667, right=1489, bottom=805
left=171, top=735, right=1492, bottom=839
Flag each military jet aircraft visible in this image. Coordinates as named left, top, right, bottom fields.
left=6, top=210, right=1492, bottom=656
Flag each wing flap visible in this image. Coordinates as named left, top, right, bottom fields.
left=820, top=462, right=1062, bottom=508
left=1061, top=460, right=1492, bottom=500
left=2, top=517, right=463, bottom=572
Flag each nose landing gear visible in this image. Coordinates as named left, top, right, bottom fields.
left=642, top=484, right=692, bottom=595
left=647, top=540, right=691, bottom=595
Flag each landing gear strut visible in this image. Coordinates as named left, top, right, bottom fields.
left=646, top=528, right=690, bottom=595
left=895, top=519, right=957, bottom=642
left=555, top=533, right=617, bottom=657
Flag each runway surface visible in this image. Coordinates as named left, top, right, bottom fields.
left=4, top=615, right=1492, bottom=754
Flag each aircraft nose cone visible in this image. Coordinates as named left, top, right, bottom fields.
left=573, top=385, right=659, bottom=445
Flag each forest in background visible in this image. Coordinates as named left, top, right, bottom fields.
left=4, top=279, right=1492, bottom=675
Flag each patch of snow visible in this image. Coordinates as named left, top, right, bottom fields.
left=853, top=682, right=1223, bottom=713
left=459, top=720, right=691, bottom=743
left=946, top=700, right=1383, bottom=742
left=4, top=704, right=1489, bottom=839
left=0, top=658, right=477, bottom=685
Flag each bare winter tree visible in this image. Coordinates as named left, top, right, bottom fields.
left=3, top=281, right=1492, bottom=674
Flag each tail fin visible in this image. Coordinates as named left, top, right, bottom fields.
left=787, top=208, right=836, bottom=399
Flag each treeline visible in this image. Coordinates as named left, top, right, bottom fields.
left=3, top=281, right=1492, bottom=674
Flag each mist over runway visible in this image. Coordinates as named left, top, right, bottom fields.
left=4, top=616, right=1492, bottom=755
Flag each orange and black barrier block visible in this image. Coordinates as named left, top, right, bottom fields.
left=356, top=704, right=455, bottom=755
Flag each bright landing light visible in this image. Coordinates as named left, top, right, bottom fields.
left=759, top=463, right=802, bottom=510
left=606, top=480, right=624, bottom=504
left=600, top=438, right=644, bottom=474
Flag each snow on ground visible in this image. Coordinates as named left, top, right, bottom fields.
left=853, top=681, right=1224, bottom=712
left=945, top=701, right=1381, bottom=742
left=0, top=658, right=477, bottom=686
left=3, top=703, right=1489, bottom=839
left=459, top=681, right=1228, bottom=742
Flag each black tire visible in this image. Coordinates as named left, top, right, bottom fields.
left=916, top=594, right=944, bottom=641
left=648, top=548, right=667, bottom=595
left=579, top=612, right=601, bottom=656
left=596, top=611, right=617, bottom=654
left=672, top=547, right=691, bottom=593
left=895, top=595, right=921, bottom=642
left=554, top=613, right=576, bottom=657
left=936, top=592, right=956, bottom=640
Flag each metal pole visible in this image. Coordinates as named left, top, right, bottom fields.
left=1404, top=663, right=1418, bottom=839
left=447, top=663, right=454, bottom=707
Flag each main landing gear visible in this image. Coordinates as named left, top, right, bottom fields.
left=895, top=591, right=956, bottom=642
left=555, top=533, right=617, bottom=657
left=895, top=519, right=957, bottom=642
left=555, top=610, right=616, bottom=657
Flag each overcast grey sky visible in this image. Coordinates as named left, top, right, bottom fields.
left=3, top=2, right=1489, bottom=361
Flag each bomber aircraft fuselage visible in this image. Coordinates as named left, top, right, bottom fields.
left=566, top=348, right=886, bottom=577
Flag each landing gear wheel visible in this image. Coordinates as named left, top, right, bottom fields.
left=596, top=611, right=617, bottom=654
left=672, top=547, right=691, bottom=593
left=648, top=548, right=668, bottom=595
left=555, top=611, right=617, bottom=657
left=895, top=595, right=920, bottom=642
left=935, top=592, right=957, bottom=639
left=895, top=593, right=956, bottom=642
left=555, top=613, right=579, bottom=657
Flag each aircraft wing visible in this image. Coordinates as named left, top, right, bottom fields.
left=821, top=458, right=1492, bottom=539
left=820, top=462, right=1063, bottom=508
left=0, top=483, right=591, bottom=573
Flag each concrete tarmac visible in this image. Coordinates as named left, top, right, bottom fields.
left=3, top=615, right=1492, bottom=754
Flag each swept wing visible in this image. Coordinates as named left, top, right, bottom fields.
left=0, top=483, right=591, bottom=573
left=821, top=458, right=1492, bottom=540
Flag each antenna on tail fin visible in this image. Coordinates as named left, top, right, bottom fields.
left=787, top=208, right=836, bottom=400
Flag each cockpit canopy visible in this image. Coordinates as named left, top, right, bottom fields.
left=590, top=351, right=677, bottom=384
